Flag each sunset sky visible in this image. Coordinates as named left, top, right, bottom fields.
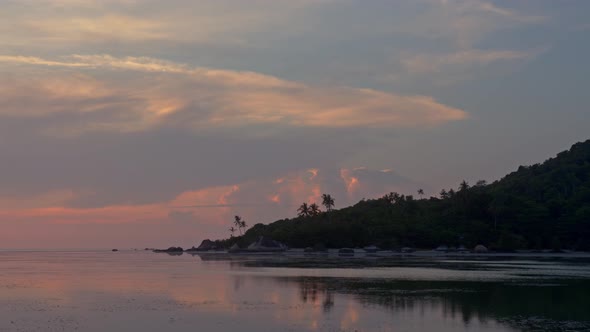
left=1, top=0, right=589, bottom=248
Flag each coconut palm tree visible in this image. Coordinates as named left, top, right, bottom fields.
left=229, top=226, right=236, bottom=237
left=297, top=202, right=311, bottom=217
left=321, top=194, right=335, bottom=212
left=417, top=188, right=425, bottom=199
left=234, top=215, right=245, bottom=235
left=309, top=203, right=321, bottom=216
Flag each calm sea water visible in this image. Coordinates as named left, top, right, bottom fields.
left=1, top=250, right=590, bottom=332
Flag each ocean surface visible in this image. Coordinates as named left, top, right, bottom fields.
left=1, top=250, right=590, bottom=332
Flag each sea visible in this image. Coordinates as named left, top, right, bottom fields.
left=1, top=250, right=590, bottom=331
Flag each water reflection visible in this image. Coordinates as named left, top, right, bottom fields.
left=271, top=277, right=590, bottom=331
left=0, top=251, right=589, bottom=331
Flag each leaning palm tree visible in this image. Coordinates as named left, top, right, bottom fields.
left=321, top=194, right=335, bottom=212
left=297, top=202, right=310, bottom=217
left=309, top=203, right=321, bottom=216
left=229, top=226, right=236, bottom=238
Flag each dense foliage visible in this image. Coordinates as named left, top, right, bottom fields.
left=221, top=140, right=590, bottom=251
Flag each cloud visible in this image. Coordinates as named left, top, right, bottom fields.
left=0, top=0, right=334, bottom=48
left=402, top=49, right=537, bottom=74
left=23, top=15, right=167, bottom=42
left=0, top=54, right=467, bottom=134
left=412, top=0, right=546, bottom=49
left=0, top=165, right=419, bottom=247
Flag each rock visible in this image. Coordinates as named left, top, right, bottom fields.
left=111, top=249, right=119, bottom=252
left=474, top=244, right=488, bottom=253
left=153, top=246, right=184, bottom=253
left=190, top=239, right=222, bottom=252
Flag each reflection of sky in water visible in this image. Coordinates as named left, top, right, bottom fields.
left=1, top=251, right=589, bottom=331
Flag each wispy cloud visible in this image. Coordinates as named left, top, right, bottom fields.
left=0, top=54, right=467, bottom=134
left=402, top=49, right=538, bottom=74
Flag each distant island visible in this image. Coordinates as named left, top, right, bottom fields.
left=204, top=139, right=590, bottom=252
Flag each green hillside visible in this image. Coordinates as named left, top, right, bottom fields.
left=222, top=140, right=590, bottom=251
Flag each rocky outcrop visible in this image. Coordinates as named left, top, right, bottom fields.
left=186, top=239, right=222, bottom=252
left=153, top=246, right=184, bottom=253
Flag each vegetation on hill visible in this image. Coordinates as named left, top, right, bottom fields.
left=219, top=140, right=590, bottom=251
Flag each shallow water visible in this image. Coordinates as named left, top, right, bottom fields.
left=1, top=251, right=589, bottom=331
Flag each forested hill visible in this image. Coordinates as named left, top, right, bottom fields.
left=224, top=140, right=590, bottom=251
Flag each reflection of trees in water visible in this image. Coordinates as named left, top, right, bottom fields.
left=287, top=278, right=590, bottom=329
left=296, top=278, right=335, bottom=313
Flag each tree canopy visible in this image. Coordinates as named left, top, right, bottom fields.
left=220, top=140, right=590, bottom=251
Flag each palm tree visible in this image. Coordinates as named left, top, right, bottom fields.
left=382, top=192, right=394, bottom=204
left=229, top=226, right=236, bottom=238
left=297, top=202, right=310, bottom=217
left=440, top=189, right=448, bottom=199
left=309, top=203, right=321, bottom=216
left=321, top=194, right=335, bottom=212
left=417, top=188, right=425, bottom=199
left=234, top=215, right=245, bottom=235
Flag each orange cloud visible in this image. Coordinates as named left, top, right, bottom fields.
left=0, top=54, right=468, bottom=134
left=340, top=168, right=361, bottom=198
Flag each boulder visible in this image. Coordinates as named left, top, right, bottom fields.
left=474, top=244, right=488, bottom=253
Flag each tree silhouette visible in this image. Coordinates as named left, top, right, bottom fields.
left=234, top=215, right=247, bottom=235
left=459, top=180, right=470, bottom=192
left=297, top=203, right=310, bottom=217
left=309, top=203, right=321, bottom=216
left=229, top=226, right=236, bottom=237
left=417, top=188, right=425, bottom=199
left=321, top=194, right=335, bottom=212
